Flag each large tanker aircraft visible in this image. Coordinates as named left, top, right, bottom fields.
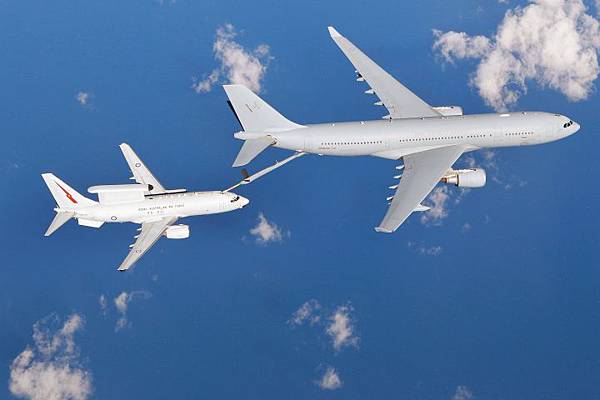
left=224, top=27, right=580, bottom=232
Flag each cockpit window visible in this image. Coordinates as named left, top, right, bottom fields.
left=230, top=196, right=240, bottom=203
left=563, top=120, right=574, bottom=128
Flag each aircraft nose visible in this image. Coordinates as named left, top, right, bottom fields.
left=239, top=196, right=250, bottom=208
left=573, top=121, right=581, bottom=133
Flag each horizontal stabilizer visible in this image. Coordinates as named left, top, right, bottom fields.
left=233, top=137, right=276, bottom=167
left=45, top=212, right=74, bottom=236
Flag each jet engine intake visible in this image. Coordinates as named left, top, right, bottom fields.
left=164, top=224, right=190, bottom=239
left=441, top=168, right=486, bottom=188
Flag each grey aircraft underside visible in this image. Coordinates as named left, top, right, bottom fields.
left=224, top=26, right=580, bottom=232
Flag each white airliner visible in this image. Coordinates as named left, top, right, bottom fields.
left=42, top=143, right=299, bottom=271
left=224, top=26, right=580, bottom=233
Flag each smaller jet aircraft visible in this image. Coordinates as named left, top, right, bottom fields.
left=42, top=143, right=302, bottom=271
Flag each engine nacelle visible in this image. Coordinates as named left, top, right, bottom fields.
left=164, top=224, right=190, bottom=239
left=442, top=168, right=486, bottom=188
left=432, top=106, right=463, bottom=116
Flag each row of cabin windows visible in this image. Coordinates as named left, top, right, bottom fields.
left=506, top=131, right=534, bottom=136
left=395, top=134, right=492, bottom=142
left=322, top=140, right=383, bottom=146
left=321, top=135, right=492, bottom=146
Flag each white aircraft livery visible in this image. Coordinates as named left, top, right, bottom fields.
left=42, top=143, right=298, bottom=271
left=224, top=26, right=581, bottom=233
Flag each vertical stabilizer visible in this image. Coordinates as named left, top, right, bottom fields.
left=41, top=173, right=96, bottom=209
left=223, top=84, right=304, bottom=132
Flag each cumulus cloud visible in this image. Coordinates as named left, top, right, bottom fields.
left=9, top=314, right=92, bottom=400
left=452, top=386, right=474, bottom=400
left=193, top=24, right=272, bottom=93
left=289, top=300, right=360, bottom=352
left=98, top=295, right=107, bottom=315
left=326, top=304, right=359, bottom=351
left=407, top=241, right=443, bottom=256
left=75, top=92, right=92, bottom=107
left=249, top=213, right=286, bottom=244
left=114, top=291, right=151, bottom=332
left=473, top=149, right=527, bottom=190
left=421, top=186, right=451, bottom=225
left=433, top=31, right=492, bottom=62
left=433, top=0, right=600, bottom=110
left=317, top=366, right=342, bottom=390
left=289, top=299, right=322, bottom=326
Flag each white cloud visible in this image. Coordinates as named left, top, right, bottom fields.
left=113, top=291, right=151, bottom=332
left=317, top=366, right=342, bottom=390
left=462, top=222, right=472, bottom=233
left=9, top=314, right=92, bottom=400
left=98, top=295, right=107, bottom=315
left=326, top=304, right=359, bottom=351
left=289, top=300, right=360, bottom=353
left=249, top=213, right=286, bottom=244
left=193, top=24, right=272, bottom=93
left=433, top=31, right=492, bottom=62
left=407, top=241, right=443, bottom=256
left=289, top=299, right=321, bottom=326
left=75, top=92, right=92, bottom=107
left=452, top=386, right=474, bottom=400
left=421, top=186, right=450, bottom=225
left=433, top=0, right=600, bottom=110
left=481, top=149, right=498, bottom=171
left=474, top=149, right=527, bottom=190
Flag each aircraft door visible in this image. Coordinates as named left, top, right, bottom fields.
left=303, top=136, right=314, bottom=153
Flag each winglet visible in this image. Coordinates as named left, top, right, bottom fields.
left=328, top=26, right=341, bottom=38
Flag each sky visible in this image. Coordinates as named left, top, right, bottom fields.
left=1, top=0, right=600, bottom=399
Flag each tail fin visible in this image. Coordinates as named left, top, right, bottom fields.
left=224, top=84, right=304, bottom=167
left=223, top=84, right=304, bottom=132
left=42, top=173, right=96, bottom=209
